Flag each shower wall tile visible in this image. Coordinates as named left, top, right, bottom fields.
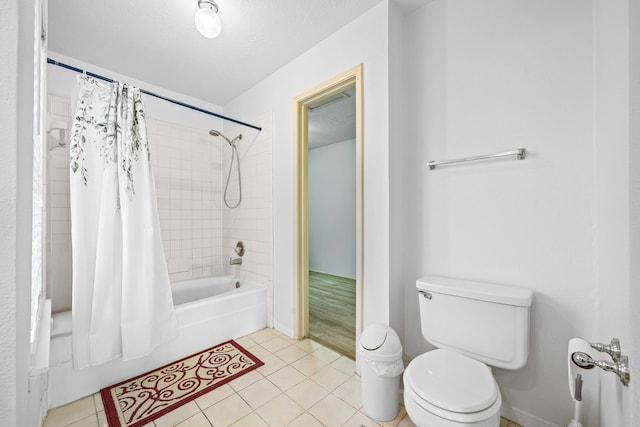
left=146, top=117, right=224, bottom=283
left=46, top=95, right=73, bottom=314
left=222, top=113, right=274, bottom=327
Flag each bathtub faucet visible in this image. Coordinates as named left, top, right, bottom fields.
left=229, top=257, right=242, bottom=266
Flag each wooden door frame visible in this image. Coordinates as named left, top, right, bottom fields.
left=293, top=64, right=364, bottom=341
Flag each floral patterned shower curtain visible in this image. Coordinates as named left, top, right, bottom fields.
left=70, top=75, right=178, bottom=369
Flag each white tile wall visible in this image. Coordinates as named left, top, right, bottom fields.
left=46, top=96, right=72, bottom=313
left=222, top=114, right=274, bottom=326
left=46, top=97, right=273, bottom=319
left=146, top=117, right=225, bottom=283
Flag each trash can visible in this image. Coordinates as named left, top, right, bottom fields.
left=357, top=323, right=404, bottom=421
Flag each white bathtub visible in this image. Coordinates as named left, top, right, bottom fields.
left=48, top=275, right=267, bottom=408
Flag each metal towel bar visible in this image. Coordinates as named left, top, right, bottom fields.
left=428, top=148, right=526, bottom=170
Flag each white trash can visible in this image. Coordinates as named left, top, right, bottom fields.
left=357, top=323, right=404, bottom=421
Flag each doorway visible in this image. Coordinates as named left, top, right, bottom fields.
left=294, top=65, right=363, bottom=359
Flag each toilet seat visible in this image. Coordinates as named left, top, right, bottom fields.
left=404, top=349, right=500, bottom=422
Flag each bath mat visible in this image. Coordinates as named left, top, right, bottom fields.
left=101, top=340, right=263, bottom=427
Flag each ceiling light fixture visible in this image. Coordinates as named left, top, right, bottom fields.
left=195, top=0, right=221, bottom=39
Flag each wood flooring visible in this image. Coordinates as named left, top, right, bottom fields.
left=308, top=270, right=356, bottom=359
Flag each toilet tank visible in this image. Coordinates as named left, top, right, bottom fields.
left=416, top=276, right=533, bottom=370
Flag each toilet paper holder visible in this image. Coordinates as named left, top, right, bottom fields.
left=571, top=337, right=630, bottom=386
left=589, top=337, right=621, bottom=362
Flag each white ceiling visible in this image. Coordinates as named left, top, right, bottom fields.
left=48, top=0, right=433, bottom=144
left=48, top=0, right=433, bottom=106
left=308, top=87, right=356, bottom=149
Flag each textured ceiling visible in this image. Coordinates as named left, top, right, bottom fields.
left=48, top=0, right=434, bottom=145
left=48, top=0, right=386, bottom=105
left=308, top=87, right=356, bottom=149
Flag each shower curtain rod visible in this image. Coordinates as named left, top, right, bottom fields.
left=47, top=58, right=262, bottom=132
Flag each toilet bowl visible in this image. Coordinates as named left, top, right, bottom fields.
left=404, top=276, right=533, bottom=427
left=403, top=349, right=501, bottom=427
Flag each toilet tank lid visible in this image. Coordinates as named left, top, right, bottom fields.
left=416, top=276, right=533, bottom=307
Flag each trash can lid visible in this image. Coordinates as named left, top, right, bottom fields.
left=360, top=323, right=389, bottom=350
left=358, top=323, right=402, bottom=361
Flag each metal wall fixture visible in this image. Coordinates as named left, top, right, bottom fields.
left=428, top=148, right=527, bottom=171
left=234, top=241, right=245, bottom=257
left=47, top=119, right=68, bottom=150
left=229, top=241, right=244, bottom=265
left=571, top=337, right=631, bottom=386
left=590, top=337, right=622, bottom=362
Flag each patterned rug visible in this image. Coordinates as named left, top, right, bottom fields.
left=101, top=340, right=263, bottom=427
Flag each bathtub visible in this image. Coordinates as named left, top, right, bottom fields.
left=48, top=275, right=267, bottom=408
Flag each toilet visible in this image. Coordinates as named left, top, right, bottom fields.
left=403, top=276, right=533, bottom=427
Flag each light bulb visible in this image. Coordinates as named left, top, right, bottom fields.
left=195, top=7, right=221, bottom=39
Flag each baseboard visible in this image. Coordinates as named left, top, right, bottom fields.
left=501, top=403, right=562, bottom=427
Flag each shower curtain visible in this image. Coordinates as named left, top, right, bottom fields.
left=70, top=75, right=178, bottom=369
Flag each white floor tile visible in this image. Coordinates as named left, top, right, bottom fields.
left=267, top=365, right=306, bottom=391
left=255, top=394, right=304, bottom=427
left=257, top=353, right=288, bottom=376
left=285, top=378, right=329, bottom=409
left=310, top=364, right=349, bottom=391
left=67, top=414, right=99, bottom=427
left=291, top=353, right=327, bottom=376
left=42, top=333, right=523, bottom=427
left=203, top=394, right=252, bottom=426
left=275, top=344, right=308, bottom=364
left=230, top=412, right=269, bottom=427
left=154, top=401, right=200, bottom=427
left=343, top=411, right=382, bottom=426
left=331, top=356, right=357, bottom=376
left=332, top=377, right=362, bottom=409
left=312, top=346, right=342, bottom=364
left=237, top=377, right=282, bottom=409
left=309, top=393, right=357, bottom=427
left=44, top=396, right=96, bottom=427
left=194, top=383, right=235, bottom=410
left=261, top=336, right=293, bottom=353
left=294, top=338, right=323, bottom=353
left=175, top=412, right=213, bottom=427
left=287, top=412, right=325, bottom=427
left=228, top=369, right=264, bottom=392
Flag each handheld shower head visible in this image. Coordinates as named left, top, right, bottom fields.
left=208, top=129, right=244, bottom=208
left=209, top=129, right=242, bottom=146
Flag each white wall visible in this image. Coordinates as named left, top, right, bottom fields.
left=308, top=139, right=356, bottom=279
left=403, top=1, right=599, bottom=425
left=1, top=0, right=38, bottom=425
left=388, top=0, right=407, bottom=348
left=630, top=1, right=640, bottom=423
left=593, top=0, right=633, bottom=424
left=224, top=2, right=392, bottom=337
left=0, top=1, right=21, bottom=423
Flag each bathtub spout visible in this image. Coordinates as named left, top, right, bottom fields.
left=229, top=257, right=242, bottom=266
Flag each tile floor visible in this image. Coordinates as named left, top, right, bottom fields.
left=43, top=328, right=523, bottom=427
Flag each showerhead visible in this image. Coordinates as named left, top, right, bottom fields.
left=209, top=129, right=242, bottom=146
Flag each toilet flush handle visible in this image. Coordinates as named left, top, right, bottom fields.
left=418, top=290, right=432, bottom=300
